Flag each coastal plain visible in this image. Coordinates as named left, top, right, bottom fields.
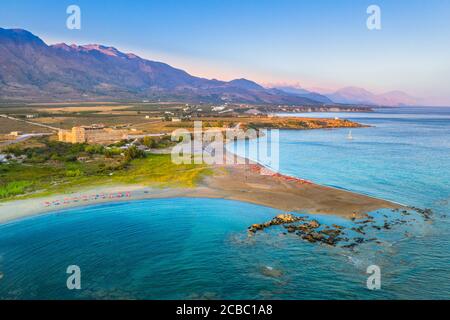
left=0, top=103, right=400, bottom=224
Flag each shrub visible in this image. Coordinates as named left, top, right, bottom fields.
left=142, top=136, right=156, bottom=148
left=104, top=148, right=122, bottom=158
left=4, top=146, right=23, bottom=156
left=65, top=169, right=83, bottom=177
left=0, top=181, right=33, bottom=199
left=85, top=145, right=104, bottom=154
left=124, top=145, right=145, bottom=162
left=64, top=155, right=78, bottom=162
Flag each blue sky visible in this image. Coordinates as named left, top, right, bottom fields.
left=1, top=0, right=449, bottom=104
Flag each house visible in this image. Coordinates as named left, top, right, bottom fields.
left=245, top=109, right=262, bottom=115
left=212, top=106, right=226, bottom=112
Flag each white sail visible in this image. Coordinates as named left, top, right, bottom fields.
left=347, top=130, right=353, bottom=140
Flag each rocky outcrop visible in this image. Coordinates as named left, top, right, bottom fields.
left=409, top=207, right=433, bottom=220
left=248, top=214, right=307, bottom=233
left=247, top=207, right=434, bottom=249
left=249, top=213, right=343, bottom=246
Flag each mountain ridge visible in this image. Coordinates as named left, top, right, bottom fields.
left=0, top=28, right=320, bottom=105
left=273, top=86, right=334, bottom=104
left=326, top=86, right=420, bottom=107
left=0, top=28, right=422, bottom=107
left=272, top=84, right=421, bottom=107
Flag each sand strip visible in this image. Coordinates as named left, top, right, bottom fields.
left=0, top=162, right=401, bottom=224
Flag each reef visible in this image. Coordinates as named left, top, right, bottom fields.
left=248, top=208, right=434, bottom=249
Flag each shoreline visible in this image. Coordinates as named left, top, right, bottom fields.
left=0, top=161, right=402, bottom=225
left=0, top=124, right=404, bottom=225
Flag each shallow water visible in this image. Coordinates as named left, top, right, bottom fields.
left=232, top=107, right=450, bottom=299
left=0, top=198, right=377, bottom=300
left=0, top=107, right=449, bottom=299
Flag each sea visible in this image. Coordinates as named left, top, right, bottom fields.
left=0, top=107, right=449, bottom=299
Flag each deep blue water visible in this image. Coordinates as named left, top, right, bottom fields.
left=0, top=107, right=449, bottom=299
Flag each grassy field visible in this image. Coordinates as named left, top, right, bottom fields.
left=1, top=102, right=363, bottom=137
left=110, top=154, right=211, bottom=187
left=0, top=117, right=55, bottom=134
left=33, top=114, right=153, bottom=130
left=0, top=137, right=211, bottom=201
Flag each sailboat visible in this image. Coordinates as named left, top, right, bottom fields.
left=347, top=130, right=354, bottom=140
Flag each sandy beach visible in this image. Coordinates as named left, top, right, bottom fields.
left=0, top=160, right=401, bottom=224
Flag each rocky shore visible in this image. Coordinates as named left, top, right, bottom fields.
left=248, top=214, right=345, bottom=246
left=248, top=207, right=434, bottom=249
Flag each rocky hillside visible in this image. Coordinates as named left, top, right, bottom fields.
left=0, top=28, right=322, bottom=105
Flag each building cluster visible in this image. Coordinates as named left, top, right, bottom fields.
left=58, top=125, right=129, bottom=144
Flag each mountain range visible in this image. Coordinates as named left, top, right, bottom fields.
left=272, top=85, right=421, bottom=107
left=0, top=28, right=421, bottom=106
left=0, top=28, right=322, bottom=104
left=271, top=86, right=334, bottom=104
left=325, top=87, right=420, bottom=107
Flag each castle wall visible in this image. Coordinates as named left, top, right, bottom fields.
left=58, top=126, right=128, bottom=144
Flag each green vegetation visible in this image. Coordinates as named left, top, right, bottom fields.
left=4, top=139, right=100, bottom=163
left=111, top=154, right=211, bottom=187
left=0, top=137, right=210, bottom=201
left=141, top=135, right=176, bottom=149
left=124, top=145, right=146, bottom=162
left=0, top=181, right=33, bottom=198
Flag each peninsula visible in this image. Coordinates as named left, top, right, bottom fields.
left=0, top=113, right=400, bottom=224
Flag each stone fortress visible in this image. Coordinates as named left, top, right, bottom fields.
left=58, top=125, right=129, bottom=144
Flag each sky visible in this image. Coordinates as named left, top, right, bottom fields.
left=1, top=0, right=449, bottom=104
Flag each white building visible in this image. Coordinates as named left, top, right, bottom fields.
left=212, top=106, right=226, bottom=112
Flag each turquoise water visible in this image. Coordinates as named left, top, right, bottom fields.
left=0, top=107, right=449, bottom=299
left=0, top=198, right=381, bottom=300
left=233, top=107, right=450, bottom=299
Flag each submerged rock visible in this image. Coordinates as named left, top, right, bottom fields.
left=247, top=209, right=418, bottom=250
left=260, top=266, right=283, bottom=278
left=307, top=220, right=320, bottom=229
left=302, top=234, right=317, bottom=243
left=321, top=229, right=342, bottom=237
left=324, top=236, right=339, bottom=246
left=285, top=225, right=296, bottom=233
left=408, top=206, right=433, bottom=220
left=351, top=227, right=366, bottom=235
left=342, top=243, right=358, bottom=249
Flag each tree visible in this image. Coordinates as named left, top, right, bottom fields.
left=142, top=136, right=156, bottom=148
left=124, top=145, right=145, bottom=162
